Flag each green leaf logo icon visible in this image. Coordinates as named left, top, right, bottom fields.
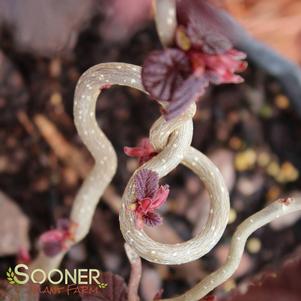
left=6, top=267, right=22, bottom=285
left=98, top=282, right=108, bottom=289
left=6, top=267, right=16, bottom=285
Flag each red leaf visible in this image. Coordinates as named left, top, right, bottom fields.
left=164, top=74, right=208, bottom=120
left=133, top=185, right=169, bottom=229
left=134, top=169, right=159, bottom=200
left=151, top=185, right=170, bottom=209
left=57, top=218, right=72, bottom=231
left=39, top=229, right=65, bottom=257
left=177, top=0, right=238, bottom=50
left=187, top=22, right=232, bottom=55
left=124, top=146, right=147, bottom=158
left=124, top=138, right=157, bottom=165
left=143, top=211, right=162, bottom=227
left=39, top=218, right=77, bottom=257
left=135, top=198, right=155, bottom=215
left=132, top=170, right=169, bottom=229
left=201, top=50, right=247, bottom=84
left=142, top=48, right=191, bottom=102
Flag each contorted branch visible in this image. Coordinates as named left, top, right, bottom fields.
left=29, top=63, right=146, bottom=273
left=28, top=58, right=301, bottom=301
left=28, top=3, right=301, bottom=301
left=159, top=197, right=301, bottom=301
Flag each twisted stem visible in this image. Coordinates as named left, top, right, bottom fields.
left=29, top=63, right=146, bottom=273
left=160, top=197, right=301, bottom=301
left=27, top=8, right=301, bottom=301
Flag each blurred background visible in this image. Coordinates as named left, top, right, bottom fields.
left=0, top=0, right=301, bottom=300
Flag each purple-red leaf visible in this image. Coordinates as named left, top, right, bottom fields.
left=177, top=0, right=238, bottom=50
left=186, top=19, right=232, bottom=54
left=165, top=74, right=208, bottom=120
left=141, top=0, right=247, bottom=121
left=201, top=50, right=247, bottom=85
left=142, top=49, right=191, bottom=102
left=134, top=169, right=159, bottom=200
left=151, top=184, right=170, bottom=209
left=39, top=229, right=65, bottom=257
left=124, top=138, right=157, bottom=165
left=132, top=169, right=169, bottom=229
left=57, top=218, right=71, bottom=231
left=143, top=211, right=162, bottom=227
left=39, top=218, right=77, bottom=257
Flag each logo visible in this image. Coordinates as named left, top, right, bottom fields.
left=5, top=264, right=108, bottom=296
left=6, top=267, right=22, bottom=285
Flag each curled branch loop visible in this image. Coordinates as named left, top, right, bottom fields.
left=28, top=3, right=301, bottom=301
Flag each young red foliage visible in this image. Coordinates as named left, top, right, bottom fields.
left=39, top=218, right=77, bottom=257
left=124, top=138, right=157, bottom=165
left=131, top=169, right=169, bottom=229
left=142, top=0, right=247, bottom=120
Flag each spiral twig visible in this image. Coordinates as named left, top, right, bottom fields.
left=29, top=63, right=145, bottom=273
left=28, top=62, right=301, bottom=301
left=28, top=3, right=301, bottom=301
left=159, top=197, right=301, bottom=301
